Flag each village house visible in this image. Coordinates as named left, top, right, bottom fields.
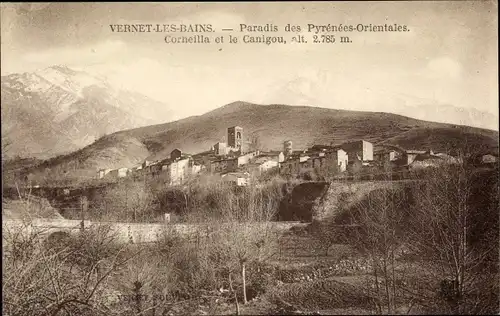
left=279, top=145, right=349, bottom=176
left=310, top=155, right=325, bottom=169
left=128, top=164, right=147, bottom=181
left=481, top=154, right=498, bottom=164
left=191, top=162, right=204, bottom=176
left=247, top=159, right=279, bottom=176
left=209, top=157, right=239, bottom=174
left=341, top=140, right=374, bottom=163
left=131, top=165, right=143, bottom=172
left=212, top=142, right=229, bottom=156
left=466, top=153, right=498, bottom=166
left=206, top=150, right=261, bottom=174
left=97, top=168, right=113, bottom=179
left=221, top=172, right=251, bottom=186
left=145, top=161, right=162, bottom=177
left=299, top=155, right=311, bottom=163
left=300, top=158, right=314, bottom=170
left=108, top=167, right=130, bottom=179
left=403, top=150, right=432, bottom=165
left=374, top=149, right=401, bottom=162
left=324, top=148, right=349, bottom=172
left=280, top=156, right=301, bottom=175
left=408, top=154, right=444, bottom=170
left=160, top=149, right=193, bottom=186
left=279, top=147, right=313, bottom=175
left=142, top=159, right=158, bottom=169
left=254, top=151, right=285, bottom=164
left=237, top=150, right=260, bottom=166
left=309, top=144, right=333, bottom=152
left=192, top=150, right=216, bottom=165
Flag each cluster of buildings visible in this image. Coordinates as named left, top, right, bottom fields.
left=97, top=148, right=205, bottom=186
left=97, top=125, right=497, bottom=186
left=96, top=126, right=284, bottom=186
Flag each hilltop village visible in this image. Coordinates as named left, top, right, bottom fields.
left=96, top=125, right=496, bottom=186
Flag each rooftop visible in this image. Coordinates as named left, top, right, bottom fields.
left=222, top=171, right=250, bottom=178
left=406, top=150, right=428, bottom=154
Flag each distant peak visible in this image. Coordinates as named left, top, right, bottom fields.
left=225, top=101, right=256, bottom=107
left=46, top=64, right=69, bottom=71
left=44, top=65, right=79, bottom=76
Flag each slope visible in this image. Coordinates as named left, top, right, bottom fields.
left=12, top=101, right=499, bottom=183
left=1, top=65, right=172, bottom=159
left=119, top=101, right=498, bottom=160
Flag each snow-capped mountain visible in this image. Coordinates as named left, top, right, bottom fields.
left=1, top=65, right=173, bottom=159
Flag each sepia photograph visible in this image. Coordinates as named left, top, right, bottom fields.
left=1, top=1, right=499, bottom=315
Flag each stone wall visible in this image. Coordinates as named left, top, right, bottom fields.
left=277, top=181, right=400, bottom=222
left=312, top=180, right=418, bottom=221
left=312, top=181, right=391, bottom=221
left=3, top=219, right=306, bottom=244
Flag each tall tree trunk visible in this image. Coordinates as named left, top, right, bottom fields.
left=383, top=256, right=392, bottom=314
left=241, top=261, right=247, bottom=304
left=391, top=247, right=397, bottom=311
left=229, top=273, right=240, bottom=315
left=373, top=256, right=382, bottom=314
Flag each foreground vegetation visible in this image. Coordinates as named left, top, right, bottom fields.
left=3, top=162, right=499, bottom=315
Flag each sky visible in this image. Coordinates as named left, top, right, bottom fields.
left=1, top=2, right=498, bottom=126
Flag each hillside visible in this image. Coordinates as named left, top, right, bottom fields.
left=12, top=101, right=499, bottom=183
left=381, top=126, right=499, bottom=155
left=257, top=71, right=499, bottom=130
left=1, top=65, right=173, bottom=159
left=118, top=101, right=498, bottom=157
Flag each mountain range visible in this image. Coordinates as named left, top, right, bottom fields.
left=16, top=101, right=499, bottom=184
left=2, top=65, right=497, bottom=162
left=1, top=65, right=172, bottom=159
left=257, top=72, right=498, bottom=131
left=1, top=65, right=498, bottom=184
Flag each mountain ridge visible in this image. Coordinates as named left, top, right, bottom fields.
left=1, top=65, right=173, bottom=159
left=14, top=101, right=498, bottom=184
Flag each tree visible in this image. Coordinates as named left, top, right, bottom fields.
left=406, top=161, right=499, bottom=314
left=1, top=128, right=14, bottom=158
left=3, top=220, right=138, bottom=316
left=209, top=183, right=281, bottom=306
left=309, top=220, right=344, bottom=256
left=347, top=186, right=408, bottom=314
left=91, top=181, right=156, bottom=222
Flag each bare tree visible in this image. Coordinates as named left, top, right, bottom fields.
left=406, top=161, right=499, bottom=314
left=347, top=186, right=408, bottom=314
left=3, top=220, right=138, bottom=316
left=2, top=133, right=13, bottom=163
left=92, top=181, right=156, bottom=222
left=209, top=183, right=281, bottom=305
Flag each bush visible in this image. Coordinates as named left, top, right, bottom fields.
left=90, top=181, right=159, bottom=222
left=3, top=221, right=135, bottom=316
